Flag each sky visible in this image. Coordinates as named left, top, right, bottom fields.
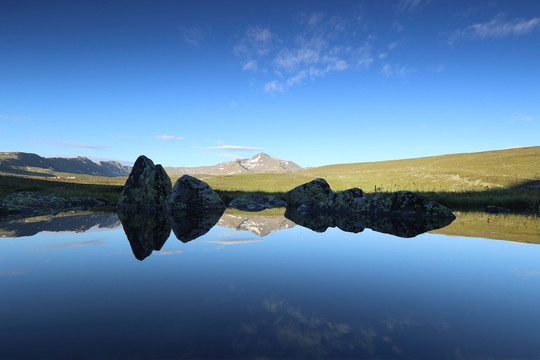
left=1, top=0, right=539, bottom=167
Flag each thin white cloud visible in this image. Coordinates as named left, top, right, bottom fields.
left=264, top=80, right=285, bottom=94
left=242, top=59, right=258, bottom=71
left=380, top=63, right=413, bottom=77
left=397, top=0, right=424, bottom=12
left=51, top=142, right=108, bottom=150
left=234, top=12, right=374, bottom=95
left=392, top=21, right=403, bottom=32
left=155, top=135, right=184, bottom=141
left=449, top=13, right=540, bottom=44
left=198, top=145, right=264, bottom=151
left=180, top=26, right=204, bottom=46
left=0, top=114, right=29, bottom=122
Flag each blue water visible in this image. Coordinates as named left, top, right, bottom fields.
left=1, top=214, right=540, bottom=358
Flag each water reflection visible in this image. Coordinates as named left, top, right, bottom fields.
left=117, top=210, right=171, bottom=261
left=0, top=211, right=121, bottom=238
left=284, top=208, right=454, bottom=238
left=170, top=209, right=223, bottom=243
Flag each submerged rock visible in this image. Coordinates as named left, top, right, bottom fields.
left=286, top=178, right=335, bottom=214
left=169, top=175, right=225, bottom=213
left=117, top=155, right=171, bottom=211
left=229, top=194, right=286, bottom=212
left=118, top=210, right=171, bottom=261
left=1, top=192, right=72, bottom=216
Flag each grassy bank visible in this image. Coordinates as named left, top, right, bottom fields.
left=1, top=147, right=539, bottom=212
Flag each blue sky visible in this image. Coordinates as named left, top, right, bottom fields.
left=1, top=0, right=539, bottom=167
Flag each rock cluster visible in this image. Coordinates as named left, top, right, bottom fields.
left=284, top=178, right=456, bottom=236
left=117, top=155, right=225, bottom=213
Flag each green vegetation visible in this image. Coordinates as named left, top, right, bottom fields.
left=0, top=173, right=124, bottom=203
left=430, top=211, right=540, bottom=244
left=1, top=147, right=539, bottom=212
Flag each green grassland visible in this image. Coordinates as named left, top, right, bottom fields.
left=1, top=147, right=539, bottom=211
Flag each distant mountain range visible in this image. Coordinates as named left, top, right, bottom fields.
left=0, top=152, right=132, bottom=177
left=165, top=153, right=303, bottom=176
left=0, top=151, right=303, bottom=178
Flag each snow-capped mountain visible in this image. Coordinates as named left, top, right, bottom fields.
left=165, top=153, right=303, bottom=176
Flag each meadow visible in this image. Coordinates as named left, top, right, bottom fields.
left=1, top=147, right=539, bottom=212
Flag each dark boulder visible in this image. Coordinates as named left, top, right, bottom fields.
left=117, top=155, right=171, bottom=211
left=284, top=207, right=335, bottom=233
left=334, top=188, right=365, bottom=215
left=482, top=205, right=510, bottom=214
left=229, top=194, right=286, bottom=212
left=358, top=191, right=455, bottom=219
left=286, top=178, right=335, bottom=214
left=169, top=175, right=225, bottom=213
left=1, top=192, right=71, bottom=216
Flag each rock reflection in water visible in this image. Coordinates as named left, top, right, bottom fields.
left=285, top=209, right=454, bottom=238
left=170, top=209, right=224, bottom=243
left=118, top=208, right=225, bottom=260
left=117, top=210, right=171, bottom=261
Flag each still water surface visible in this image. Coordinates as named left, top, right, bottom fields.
left=1, top=211, right=539, bottom=358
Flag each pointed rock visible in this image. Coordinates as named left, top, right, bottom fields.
left=117, top=155, right=171, bottom=211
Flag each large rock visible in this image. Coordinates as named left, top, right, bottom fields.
left=354, top=191, right=455, bottom=219
left=1, top=192, right=72, bottom=216
left=229, top=194, right=286, bottom=212
left=334, top=188, right=365, bottom=215
left=169, top=175, right=225, bottom=213
left=285, top=178, right=335, bottom=214
left=117, top=155, right=171, bottom=211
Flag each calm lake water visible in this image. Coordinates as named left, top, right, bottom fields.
left=1, top=210, right=540, bottom=359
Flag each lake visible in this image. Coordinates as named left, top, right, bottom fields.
left=1, top=210, right=539, bottom=358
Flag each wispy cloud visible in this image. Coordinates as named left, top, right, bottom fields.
left=52, top=142, right=108, bottom=150
left=234, top=12, right=376, bottom=94
left=397, top=0, right=424, bottom=12
left=197, top=145, right=263, bottom=151
left=380, top=63, right=413, bottom=77
left=155, top=135, right=184, bottom=141
left=264, top=80, right=285, bottom=94
left=180, top=26, right=204, bottom=46
left=242, top=59, right=258, bottom=71
left=47, top=240, right=107, bottom=248
left=449, top=13, right=540, bottom=44
left=0, top=114, right=30, bottom=122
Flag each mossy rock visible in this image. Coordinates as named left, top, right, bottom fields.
left=229, top=194, right=286, bottom=212
left=334, top=188, right=365, bottom=214
left=117, top=155, right=171, bottom=211
left=286, top=178, right=335, bottom=214
left=1, top=191, right=71, bottom=216
left=169, top=175, right=225, bottom=213
left=362, top=191, right=455, bottom=219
